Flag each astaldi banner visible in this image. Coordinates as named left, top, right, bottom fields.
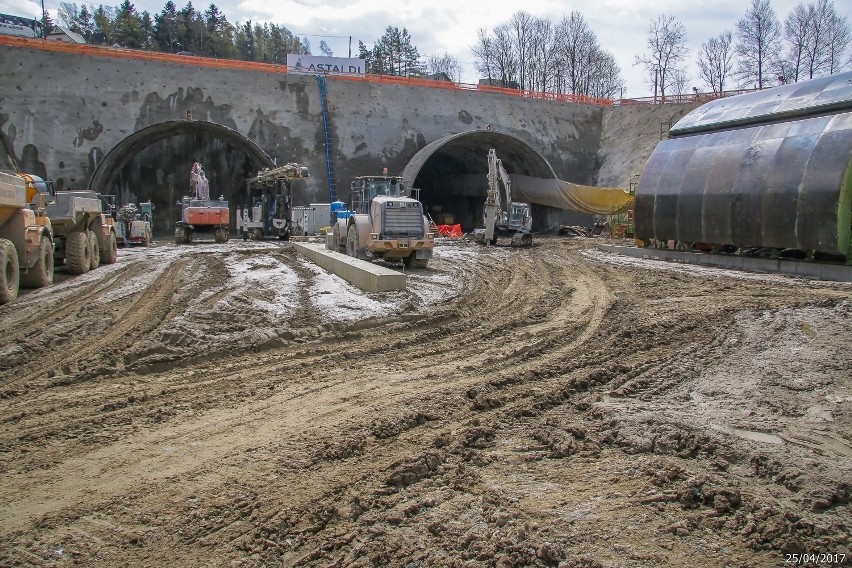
left=286, top=55, right=365, bottom=76
left=0, top=14, right=38, bottom=38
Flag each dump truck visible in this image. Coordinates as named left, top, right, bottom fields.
left=0, top=171, right=54, bottom=304
left=46, top=189, right=117, bottom=274
left=239, top=163, right=309, bottom=240
left=331, top=173, right=433, bottom=268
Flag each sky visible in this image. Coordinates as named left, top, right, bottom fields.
left=2, top=0, right=850, bottom=98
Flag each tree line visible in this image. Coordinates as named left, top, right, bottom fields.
left=637, top=0, right=850, bottom=99
left=50, top=0, right=851, bottom=98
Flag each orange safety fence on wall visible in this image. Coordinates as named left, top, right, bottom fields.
left=434, top=224, right=463, bottom=238
left=0, top=35, right=618, bottom=107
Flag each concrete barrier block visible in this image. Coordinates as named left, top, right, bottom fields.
left=292, top=242, right=407, bottom=292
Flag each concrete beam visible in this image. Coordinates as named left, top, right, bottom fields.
left=596, top=244, right=852, bottom=282
left=292, top=242, right=407, bottom=292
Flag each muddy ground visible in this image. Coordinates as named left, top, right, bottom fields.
left=0, top=236, right=850, bottom=567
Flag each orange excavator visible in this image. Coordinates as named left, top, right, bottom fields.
left=174, top=162, right=230, bottom=244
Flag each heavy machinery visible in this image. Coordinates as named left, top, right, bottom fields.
left=115, top=202, right=153, bottom=247
left=330, top=173, right=433, bottom=268
left=239, top=163, right=309, bottom=240
left=0, top=171, right=54, bottom=304
left=46, top=188, right=117, bottom=274
left=473, top=149, right=533, bottom=247
left=174, top=196, right=229, bottom=244
left=175, top=163, right=230, bottom=244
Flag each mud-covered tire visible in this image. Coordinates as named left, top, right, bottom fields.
left=21, top=234, right=53, bottom=289
left=214, top=227, right=227, bottom=243
left=66, top=231, right=91, bottom=274
left=101, top=232, right=118, bottom=264
left=0, top=238, right=20, bottom=304
left=346, top=225, right=359, bottom=258
left=403, top=255, right=429, bottom=269
left=331, top=224, right=341, bottom=251
left=174, top=227, right=186, bottom=245
left=88, top=231, right=100, bottom=270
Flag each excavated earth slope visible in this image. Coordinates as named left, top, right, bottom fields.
left=0, top=237, right=850, bottom=567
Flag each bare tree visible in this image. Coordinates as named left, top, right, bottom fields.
left=554, top=11, right=597, bottom=95
left=471, top=11, right=622, bottom=97
left=527, top=16, right=557, bottom=93
left=492, top=24, right=519, bottom=87
left=784, top=3, right=811, bottom=82
left=426, top=52, right=462, bottom=83
left=471, top=28, right=496, bottom=84
left=698, top=31, right=735, bottom=95
left=804, top=0, right=850, bottom=77
left=586, top=48, right=623, bottom=99
left=634, top=15, right=689, bottom=101
left=736, top=0, right=782, bottom=89
left=825, top=8, right=852, bottom=73
left=509, top=11, right=535, bottom=90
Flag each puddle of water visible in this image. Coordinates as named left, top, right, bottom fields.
left=731, top=428, right=784, bottom=444
left=710, top=424, right=784, bottom=444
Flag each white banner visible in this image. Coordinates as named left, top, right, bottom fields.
left=0, top=20, right=36, bottom=38
left=286, top=55, right=365, bottom=76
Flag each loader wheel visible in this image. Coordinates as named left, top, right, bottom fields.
left=346, top=225, right=359, bottom=258
left=21, top=234, right=53, bottom=289
left=0, top=238, right=20, bottom=304
left=519, top=233, right=532, bottom=247
left=66, top=231, right=91, bottom=274
left=403, top=255, right=429, bottom=269
left=101, top=232, right=118, bottom=264
left=214, top=227, right=227, bottom=243
left=174, top=227, right=185, bottom=244
left=88, top=231, right=100, bottom=270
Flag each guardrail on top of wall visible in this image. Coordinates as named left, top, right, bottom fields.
left=1, top=35, right=748, bottom=107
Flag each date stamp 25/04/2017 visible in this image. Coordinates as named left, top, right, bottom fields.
left=784, top=553, right=847, bottom=565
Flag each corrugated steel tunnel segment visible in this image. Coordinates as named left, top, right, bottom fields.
left=635, top=72, right=852, bottom=257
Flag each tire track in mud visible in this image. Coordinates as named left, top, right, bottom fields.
left=5, top=247, right=620, bottom=557
left=2, top=239, right=850, bottom=567
left=0, top=261, right=150, bottom=355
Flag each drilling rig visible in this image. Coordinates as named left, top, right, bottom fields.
left=239, top=163, right=309, bottom=240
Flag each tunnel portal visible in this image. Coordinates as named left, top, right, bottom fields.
left=87, top=121, right=274, bottom=236
left=402, top=131, right=558, bottom=231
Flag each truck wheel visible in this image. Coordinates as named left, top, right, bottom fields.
left=66, top=231, right=91, bottom=274
left=88, top=231, right=100, bottom=270
left=0, top=239, right=20, bottom=304
left=101, top=232, right=118, bottom=264
left=21, top=234, right=53, bottom=289
left=346, top=225, right=359, bottom=258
